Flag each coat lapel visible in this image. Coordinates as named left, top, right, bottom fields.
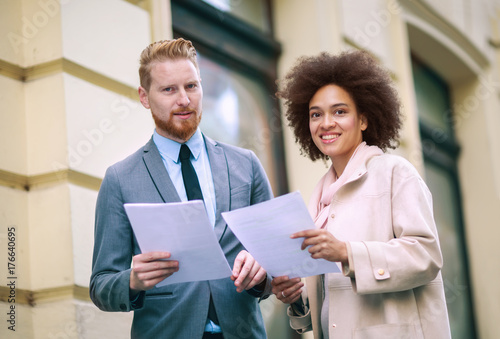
left=142, top=138, right=181, bottom=203
left=204, top=135, right=230, bottom=241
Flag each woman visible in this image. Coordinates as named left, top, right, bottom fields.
left=272, top=50, right=451, bottom=338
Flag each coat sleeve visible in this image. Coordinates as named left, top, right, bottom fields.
left=286, top=276, right=321, bottom=336
left=287, top=302, right=313, bottom=334
left=89, top=166, right=136, bottom=312
left=347, top=164, right=443, bottom=294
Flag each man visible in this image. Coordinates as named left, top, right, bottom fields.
left=90, top=38, right=273, bottom=339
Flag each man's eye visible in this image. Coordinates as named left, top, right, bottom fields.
left=163, top=87, right=173, bottom=92
left=187, top=84, right=196, bottom=89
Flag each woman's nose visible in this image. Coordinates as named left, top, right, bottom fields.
left=322, top=114, right=337, bottom=128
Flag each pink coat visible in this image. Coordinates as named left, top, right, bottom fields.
left=289, top=154, right=451, bottom=338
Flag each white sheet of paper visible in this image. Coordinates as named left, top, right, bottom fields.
left=222, top=191, right=340, bottom=278
left=124, top=201, right=232, bottom=287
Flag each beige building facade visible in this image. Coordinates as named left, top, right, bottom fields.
left=1, top=0, right=499, bottom=338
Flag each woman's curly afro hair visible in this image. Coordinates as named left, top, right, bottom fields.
left=277, top=50, right=403, bottom=161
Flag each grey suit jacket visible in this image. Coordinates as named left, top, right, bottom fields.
left=90, top=135, right=273, bottom=339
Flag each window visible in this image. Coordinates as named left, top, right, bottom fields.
left=412, top=57, right=477, bottom=338
left=201, top=0, right=272, bottom=32
left=171, top=0, right=287, bottom=196
left=198, top=54, right=276, bottom=177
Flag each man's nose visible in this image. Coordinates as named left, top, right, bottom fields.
left=177, top=90, right=190, bottom=107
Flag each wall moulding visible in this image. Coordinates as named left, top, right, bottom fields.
left=0, top=284, right=77, bottom=306
left=401, top=0, right=489, bottom=82
left=0, top=58, right=139, bottom=101
left=0, top=169, right=101, bottom=192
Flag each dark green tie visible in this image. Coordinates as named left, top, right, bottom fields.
left=179, top=144, right=219, bottom=325
left=179, top=144, right=204, bottom=201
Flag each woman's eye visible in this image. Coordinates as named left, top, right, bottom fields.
left=334, top=109, right=346, bottom=115
left=310, top=112, right=320, bottom=118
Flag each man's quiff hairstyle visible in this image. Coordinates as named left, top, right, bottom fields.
left=277, top=50, right=403, bottom=161
left=139, top=38, right=199, bottom=91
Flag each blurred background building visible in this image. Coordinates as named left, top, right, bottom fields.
left=1, top=0, right=499, bottom=338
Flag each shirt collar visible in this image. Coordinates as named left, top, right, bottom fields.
left=153, top=128, right=204, bottom=164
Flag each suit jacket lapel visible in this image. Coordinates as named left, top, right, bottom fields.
left=204, top=135, right=229, bottom=241
left=142, top=138, right=181, bottom=203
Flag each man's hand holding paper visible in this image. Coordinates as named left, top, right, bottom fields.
left=124, top=201, right=232, bottom=288
left=231, top=250, right=268, bottom=293
left=129, top=251, right=179, bottom=296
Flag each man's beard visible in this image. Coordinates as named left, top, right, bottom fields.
left=152, top=109, right=202, bottom=142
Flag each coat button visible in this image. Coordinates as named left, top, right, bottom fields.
left=120, top=304, right=127, bottom=311
left=377, top=269, right=385, bottom=276
left=330, top=213, right=335, bottom=219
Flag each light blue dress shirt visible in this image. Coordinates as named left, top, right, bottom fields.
left=153, top=128, right=216, bottom=227
left=152, top=128, right=221, bottom=333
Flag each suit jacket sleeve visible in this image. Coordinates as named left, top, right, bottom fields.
left=90, top=165, right=136, bottom=312
left=248, top=150, right=274, bottom=299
